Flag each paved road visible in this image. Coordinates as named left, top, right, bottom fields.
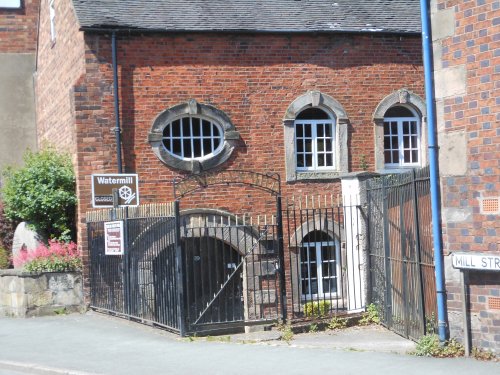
left=0, top=313, right=497, bottom=375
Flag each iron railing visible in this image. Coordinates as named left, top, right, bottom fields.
left=366, top=167, right=436, bottom=340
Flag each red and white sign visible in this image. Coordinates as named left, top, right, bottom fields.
left=104, top=221, right=124, bottom=255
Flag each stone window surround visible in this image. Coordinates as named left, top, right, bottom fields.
left=283, top=91, right=349, bottom=182
left=373, top=89, right=427, bottom=173
left=148, top=99, right=240, bottom=174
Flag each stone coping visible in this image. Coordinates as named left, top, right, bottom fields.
left=0, top=269, right=81, bottom=277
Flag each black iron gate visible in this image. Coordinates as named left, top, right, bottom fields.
left=179, top=215, right=281, bottom=333
left=88, top=171, right=286, bottom=336
left=366, top=167, right=437, bottom=340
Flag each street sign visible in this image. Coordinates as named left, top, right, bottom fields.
left=104, top=221, right=124, bottom=255
left=451, top=252, right=500, bottom=271
left=91, top=174, right=139, bottom=207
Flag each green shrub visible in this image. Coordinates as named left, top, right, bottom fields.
left=278, top=323, right=294, bottom=344
left=0, top=202, right=16, bottom=250
left=308, top=323, right=319, bottom=333
left=0, top=246, right=10, bottom=269
left=304, top=300, right=331, bottom=317
left=359, top=303, right=381, bottom=325
left=328, top=315, right=348, bottom=330
left=1, top=149, right=76, bottom=241
left=413, top=334, right=465, bottom=358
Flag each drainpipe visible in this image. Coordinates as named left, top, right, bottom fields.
left=419, top=0, right=448, bottom=342
left=112, top=32, right=123, bottom=173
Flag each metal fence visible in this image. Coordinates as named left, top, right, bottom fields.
left=366, top=167, right=436, bottom=339
left=87, top=196, right=366, bottom=335
left=88, top=204, right=182, bottom=333
left=283, top=197, right=366, bottom=319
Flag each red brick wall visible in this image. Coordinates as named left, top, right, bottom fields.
left=69, top=31, right=423, bottom=297
left=434, top=0, right=500, bottom=352
left=0, top=0, right=39, bottom=53
left=75, top=32, right=424, bottom=201
left=438, top=0, right=500, bottom=254
left=35, top=0, right=85, bottom=154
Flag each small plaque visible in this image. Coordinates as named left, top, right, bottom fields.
left=104, top=221, right=124, bottom=256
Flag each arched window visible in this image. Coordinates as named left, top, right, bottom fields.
left=295, top=108, right=336, bottom=171
left=283, top=91, right=349, bottom=181
left=149, top=100, right=240, bottom=173
left=383, top=105, right=421, bottom=167
left=373, top=89, right=427, bottom=171
left=300, top=231, right=340, bottom=299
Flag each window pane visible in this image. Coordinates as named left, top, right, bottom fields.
left=384, top=137, right=391, bottom=149
left=322, top=246, right=335, bottom=260
left=171, top=120, right=181, bottom=137
left=392, top=151, right=399, bottom=162
left=308, top=248, right=316, bottom=262
left=391, top=136, right=398, bottom=149
left=391, top=122, right=398, bottom=134
left=304, top=124, right=312, bottom=138
left=325, top=124, right=332, bottom=137
left=385, top=150, right=392, bottom=163
left=411, top=136, right=418, bottom=148
left=322, top=262, right=336, bottom=277
left=403, top=135, right=409, bottom=148
left=297, top=140, right=304, bottom=153
left=412, top=150, right=419, bottom=162
left=323, top=278, right=337, bottom=294
left=310, top=267, right=317, bottom=278
left=191, top=118, right=201, bottom=136
left=325, top=154, right=333, bottom=166
left=172, top=139, right=181, bottom=154
left=183, top=139, right=191, bottom=158
left=192, top=139, right=202, bottom=157
left=203, top=139, right=212, bottom=154
left=318, top=154, right=324, bottom=166
left=317, top=140, right=324, bottom=152
left=325, top=139, right=333, bottom=152
left=305, top=141, right=313, bottom=152
left=301, top=247, right=309, bottom=260
left=296, top=124, right=304, bottom=137
left=163, top=138, right=171, bottom=152
left=302, top=279, right=310, bottom=294
left=310, top=279, right=318, bottom=295
left=384, top=122, right=391, bottom=136
left=317, top=124, right=325, bottom=137
left=411, top=121, right=417, bottom=134
left=297, top=155, right=304, bottom=168
left=182, top=118, right=190, bottom=136
left=403, top=121, right=410, bottom=134
left=305, top=154, right=313, bottom=167
left=404, top=150, right=411, bottom=163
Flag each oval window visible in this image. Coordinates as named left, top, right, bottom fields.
left=162, top=116, right=224, bottom=160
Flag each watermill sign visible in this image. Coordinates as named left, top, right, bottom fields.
left=91, top=174, right=139, bottom=207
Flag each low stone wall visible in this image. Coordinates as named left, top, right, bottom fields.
left=0, top=270, right=84, bottom=317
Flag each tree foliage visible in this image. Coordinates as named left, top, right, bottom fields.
left=1, top=149, right=76, bottom=241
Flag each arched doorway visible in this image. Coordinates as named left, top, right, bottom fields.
left=183, top=236, right=244, bottom=325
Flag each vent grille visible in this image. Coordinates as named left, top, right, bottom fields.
left=482, top=198, right=499, bottom=213
left=488, top=297, right=500, bottom=310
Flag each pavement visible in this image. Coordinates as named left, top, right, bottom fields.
left=0, top=312, right=498, bottom=375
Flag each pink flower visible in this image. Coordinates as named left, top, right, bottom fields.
left=13, top=240, right=80, bottom=268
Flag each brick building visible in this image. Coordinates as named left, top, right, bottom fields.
left=34, top=1, right=434, bottom=334
left=0, top=0, right=39, bottom=187
left=431, top=0, right=499, bottom=352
